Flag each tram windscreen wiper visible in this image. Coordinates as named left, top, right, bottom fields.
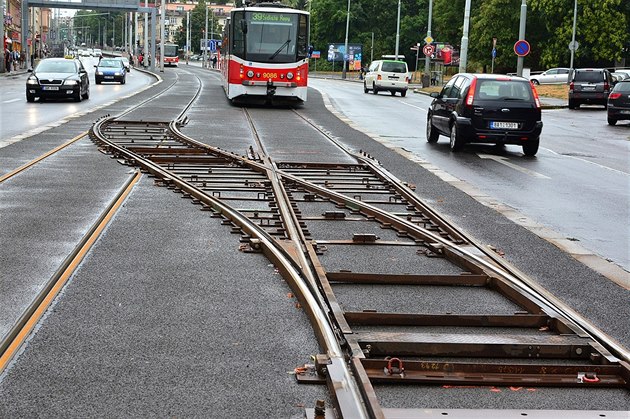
left=269, top=39, right=291, bottom=60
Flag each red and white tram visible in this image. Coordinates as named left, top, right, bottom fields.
left=220, top=2, right=309, bottom=103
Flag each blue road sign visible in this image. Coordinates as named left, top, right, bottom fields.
left=491, top=48, right=496, bottom=58
left=513, top=40, right=530, bottom=57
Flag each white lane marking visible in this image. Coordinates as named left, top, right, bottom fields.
left=477, top=154, right=551, bottom=179
left=544, top=147, right=630, bottom=176
left=400, top=101, right=426, bottom=111
left=2, top=98, right=22, bottom=104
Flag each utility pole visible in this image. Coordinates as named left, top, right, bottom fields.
left=516, top=0, right=527, bottom=77
left=424, top=0, right=433, bottom=76
left=341, top=0, right=350, bottom=79
left=569, top=0, right=577, bottom=70
left=394, top=0, right=401, bottom=59
left=144, top=0, right=148, bottom=67
left=160, top=0, right=165, bottom=71
left=186, top=10, right=190, bottom=65
left=204, top=4, right=208, bottom=68
left=459, top=0, right=471, bottom=73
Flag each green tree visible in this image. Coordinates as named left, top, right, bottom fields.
left=530, top=0, right=629, bottom=67
left=175, top=0, right=221, bottom=54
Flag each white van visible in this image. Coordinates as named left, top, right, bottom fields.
left=364, top=59, right=409, bottom=97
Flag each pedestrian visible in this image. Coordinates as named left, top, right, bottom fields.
left=211, top=54, right=217, bottom=68
left=20, top=51, right=26, bottom=69
left=4, top=47, right=10, bottom=73
left=12, top=50, right=19, bottom=70
left=138, top=53, right=143, bottom=67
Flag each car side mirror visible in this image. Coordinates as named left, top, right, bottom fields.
left=430, top=92, right=440, bottom=98
left=27, top=68, right=33, bottom=73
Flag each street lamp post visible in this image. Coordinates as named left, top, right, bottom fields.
left=394, top=0, right=401, bottom=59
left=424, top=0, right=433, bottom=77
left=204, top=5, right=208, bottom=68
left=569, top=0, right=577, bottom=70
left=516, top=0, right=527, bottom=77
left=342, top=0, right=350, bottom=79
left=459, top=0, right=472, bottom=73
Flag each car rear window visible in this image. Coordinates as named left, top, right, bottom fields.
left=613, top=81, right=630, bottom=92
left=381, top=61, right=407, bottom=73
left=475, top=80, right=533, bottom=101
left=574, top=71, right=604, bottom=83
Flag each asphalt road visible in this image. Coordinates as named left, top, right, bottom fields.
left=309, top=77, right=630, bottom=280
left=0, top=56, right=155, bottom=145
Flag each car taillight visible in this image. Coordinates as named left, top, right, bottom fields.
left=530, top=84, right=541, bottom=109
left=569, top=82, right=574, bottom=92
left=465, top=77, right=477, bottom=106
left=609, top=92, right=622, bottom=100
left=604, top=82, right=610, bottom=92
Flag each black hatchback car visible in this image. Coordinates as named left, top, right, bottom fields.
left=26, top=57, right=90, bottom=102
left=607, top=80, right=630, bottom=125
left=427, top=73, right=543, bottom=156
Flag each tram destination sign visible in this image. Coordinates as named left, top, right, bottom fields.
left=251, top=12, right=292, bottom=23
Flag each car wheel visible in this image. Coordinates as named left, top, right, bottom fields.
left=449, top=123, right=464, bottom=152
left=26, top=92, right=35, bottom=103
left=364, top=82, right=369, bottom=93
left=607, top=117, right=617, bottom=126
left=426, top=115, right=439, bottom=143
left=121, top=77, right=126, bottom=85
left=401, top=90, right=407, bottom=97
left=82, top=86, right=89, bottom=100
left=96, top=79, right=101, bottom=85
left=74, top=90, right=82, bottom=102
left=522, top=137, right=540, bottom=157
left=531, top=79, right=540, bottom=85
left=568, top=99, right=575, bottom=109
left=372, top=83, right=378, bottom=95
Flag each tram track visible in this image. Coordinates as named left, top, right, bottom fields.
left=0, top=69, right=204, bottom=375
left=89, top=103, right=630, bottom=417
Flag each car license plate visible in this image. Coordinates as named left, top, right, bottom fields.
left=105, top=76, right=114, bottom=79
left=582, top=86, right=595, bottom=91
left=490, top=121, right=518, bottom=129
left=620, top=110, right=630, bottom=115
left=42, top=86, right=59, bottom=91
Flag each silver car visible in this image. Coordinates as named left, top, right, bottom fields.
left=529, top=67, right=570, bottom=85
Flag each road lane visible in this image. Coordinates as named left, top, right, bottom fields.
left=309, top=77, right=630, bottom=278
left=0, top=57, right=155, bottom=145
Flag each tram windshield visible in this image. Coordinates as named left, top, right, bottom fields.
left=232, top=10, right=308, bottom=63
left=164, top=44, right=178, bottom=57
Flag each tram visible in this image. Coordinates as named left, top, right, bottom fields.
left=220, top=2, right=309, bottom=102
left=163, top=43, right=179, bottom=66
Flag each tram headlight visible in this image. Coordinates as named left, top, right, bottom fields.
left=247, top=70, right=254, bottom=78
left=286, top=72, right=294, bottom=80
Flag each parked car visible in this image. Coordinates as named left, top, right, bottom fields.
left=607, top=80, right=630, bottom=125
left=364, top=59, right=409, bottom=97
left=115, top=56, right=131, bottom=72
left=611, top=72, right=630, bottom=82
left=426, top=73, right=543, bottom=156
left=95, top=58, right=126, bottom=84
left=568, top=68, right=614, bottom=109
left=26, top=57, right=90, bottom=102
left=529, top=67, right=570, bottom=85
left=93, top=48, right=103, bottom=58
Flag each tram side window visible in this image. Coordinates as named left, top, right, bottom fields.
left=297, top=14, right=308, bottom=60
left=232, top=11, right=245, bottom=57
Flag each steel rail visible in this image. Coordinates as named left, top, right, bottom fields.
left=0, top=171, right=142, bottom=373
left=92, top=116, right=370, bottom=418
left=93, top=114, right=630, bottom=416
left=290, top=109, right=630, bottom=365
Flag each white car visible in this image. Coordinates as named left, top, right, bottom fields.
left=93, top=48, right=103, bottom=58
left=529, top=67, right=570, bottom=85
left=364, top=59, right=409, bottom=97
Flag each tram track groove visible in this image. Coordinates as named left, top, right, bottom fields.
left=89, top=106, right=630, bottom=417
left=0, top=171, right=142, bottom=374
